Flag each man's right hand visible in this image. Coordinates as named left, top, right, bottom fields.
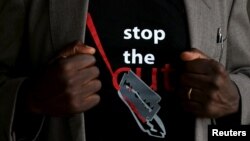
left=28, top=41, right=101, bottom=116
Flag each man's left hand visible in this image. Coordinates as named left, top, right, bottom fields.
left=179, top=48, right=240, bottom=118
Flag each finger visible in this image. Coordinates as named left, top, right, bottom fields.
left=188, top=88, right=209, bottom=104
left=72, top=66, right=100, bottom=85
left=183, top=101, right=208, bottom=117
left=79, top=80, right=102, bottom=99
left=74, top=41, right=96, bottom=55
left=179, top=87, right=209, bottom=104
left=59, top=41, right=96, bottom=58
left=59, top=54, right=96, bottom=71
left=64, top=80, right=101, bottom=106
left=66, top=79, right=101, bottom=112
left=184, top=59, right=213, bottom=74
left=184, top=97, right=223, bottom=118
left=70, top=79, right=101, bottom=98
left=186, top=102, right=221, bottom=118
left=183, top=100, right=203, bottom=112
left=79, top=94, right=101, bottom=112
left=181, top=48, right=210, bottom=61
left=180, top=72, right=211, bottom=89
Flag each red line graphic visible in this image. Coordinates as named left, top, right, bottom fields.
left=87, top=13, right=114, bottom=76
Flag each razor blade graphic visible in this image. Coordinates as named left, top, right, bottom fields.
left=118, top=70, right=166, bottom=138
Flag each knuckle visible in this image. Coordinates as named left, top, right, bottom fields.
left=213, top=76, right=223, bottom=88
left=209, top=92, right=219, bottom=101
left=93, top=80, right=102, bottom=91
left=59, top=77, right=73, bottom=89
left=64, top=87, right=75, bottom=96
left=61, top=77, right=74, bottom=88
left=216, top=64, right=226, bottom=76
left=205, top=104, right=214, bottom=116
left=211, top=60, right=227, bottom=76
left=90, top=66, right=100, bottom=77
left=64, top=63, right=73, bottom=72
left=83, top=54, right=96, bottom=64
left=209, top=73, right=224, bottom=89
left=204, top=102, right=220, bottom=118
left=89, top=55, right=96, bottom=63
left=66, top=78, right=75, bottom=86
left=86, top=80, right=102, bottom=93
left=67, top=97, right=80, bottom=112
left=82, top=95, right=100, bottom=111
left=59, top=61, right=72, bottom=73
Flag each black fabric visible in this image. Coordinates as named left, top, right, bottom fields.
left=85, top=0, right=194, bottom=140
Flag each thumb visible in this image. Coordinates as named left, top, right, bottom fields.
left=59, top=41, right=96, bottom=58
left=180, top=48, right=210, bottom=61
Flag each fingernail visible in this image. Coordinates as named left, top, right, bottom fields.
left=85, top=45, right=96, bottom=54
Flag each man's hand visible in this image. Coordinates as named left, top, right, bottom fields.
left=28, top=41, right=101, bottom=116
left=179, top=48, right=240, bottom=118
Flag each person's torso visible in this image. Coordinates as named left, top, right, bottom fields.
left=84, top=0, right=195, bottom=140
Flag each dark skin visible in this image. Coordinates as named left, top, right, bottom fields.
left=179, top=48, right=240, bottom=118
left=26, top=43, right=239, bottom=118
left=27, top=41, right=101, bottom=116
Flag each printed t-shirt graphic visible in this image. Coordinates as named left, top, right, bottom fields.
left=87, top=13, right=166, bottom=138
left=85, top=0, right=191, bottom=140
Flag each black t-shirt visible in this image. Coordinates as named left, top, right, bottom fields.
left=85, top=0, right=195, bottom=140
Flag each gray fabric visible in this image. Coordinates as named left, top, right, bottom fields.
left=50, top=0, right=88, bottom=52
left=0, top=0, right=249, bottom=141
left=248, top=0, right=250, bottom=20
left=226, top=0, right=250, bottom=124
left=47, top=114, right=85, bottom=141
left=47, top=0, right=88, bottom=140
left=184, top=0, right=250, bottom=141
left=0, top=0, right=88, bottom=141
